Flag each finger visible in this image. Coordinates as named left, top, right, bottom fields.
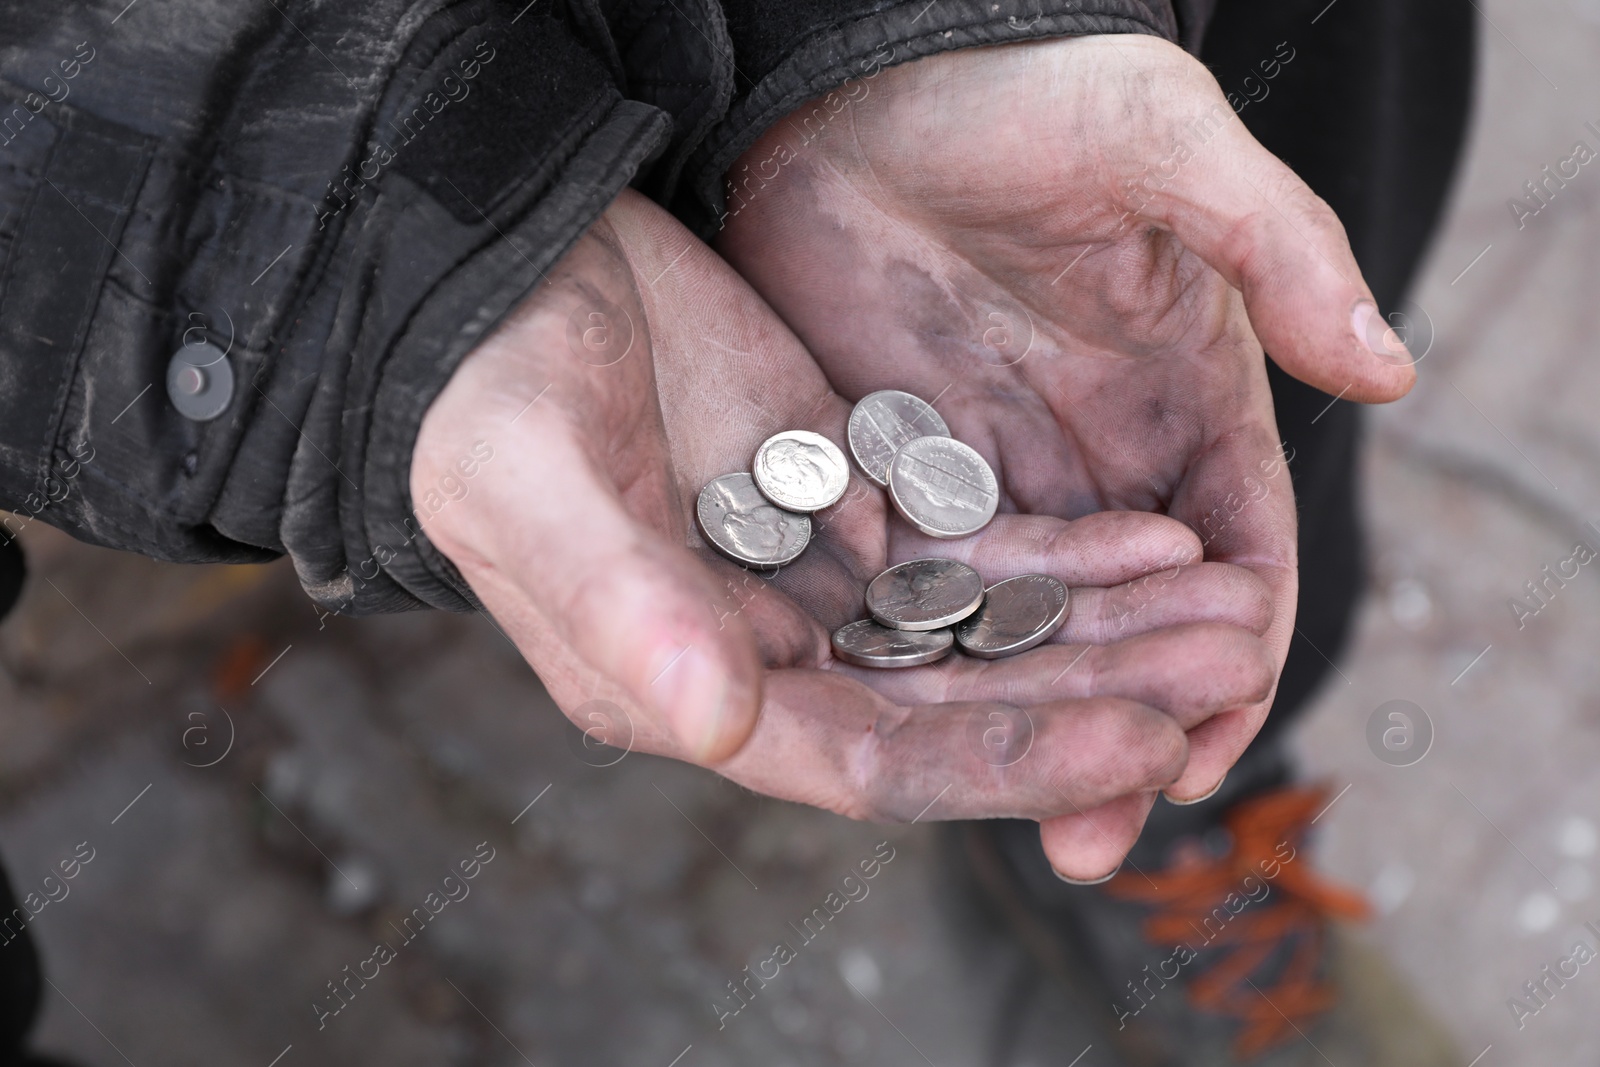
left=715, top=670, right=1188, bottom=821
left=890, top=511, right=1203, bottom=588
left=474, top=425, right=764, bottom=763
left=1165, top=421, right=1298, bottom=801
left=1051, top=560, right=1274, bottom=643
left=832, top=623, right=1275, bottom=729
left=1137, top=75, right=1415, bottom=402
left=787, top=506, right=1217, bottom=635
left=1161, top=708, right=1255, bottom=805
left=1038, top=792, right=1160, bottom=882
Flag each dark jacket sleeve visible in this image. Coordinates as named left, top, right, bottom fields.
left=0, top=0, right=671, bottom=614
left=671, top=0, right=1218, bottom=236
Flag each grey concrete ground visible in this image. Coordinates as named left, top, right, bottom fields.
left=3, top=2, right=1600, bottom=1065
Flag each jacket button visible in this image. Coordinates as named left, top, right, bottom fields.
left=167, top=343, right=234, bottom=421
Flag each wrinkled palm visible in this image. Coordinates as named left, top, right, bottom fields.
left=414, top=190, right=1277, bottom=847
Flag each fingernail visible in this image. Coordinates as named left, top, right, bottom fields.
left=1056, top=863, right=1122, bottom=886
left=1163, top=773, right=1226, bottom=807
left=1353, top=300, right=1411, bottom=366
left=651, top=645, right=730, bottom=761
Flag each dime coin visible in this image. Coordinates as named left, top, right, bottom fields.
left=831, top=619, right=954, bottom=669
left=955, top=574, right=1070, bottom=659
left=696, top=472, right=811, bottom=568
left=847, top=390, right=951, bottom=487
left=887, top=436, right=999, bottom=539
left=752, top=430, right=850, bottom=512
left=866, top=558, right=985, bottom=632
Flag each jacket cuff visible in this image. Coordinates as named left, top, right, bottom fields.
left=275, top=17, right=674, bottom=614
left=345, top=99, right=672, bottom=614
left=674, top=0, right=1178, bottom=236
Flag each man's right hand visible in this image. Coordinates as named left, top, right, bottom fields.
left=411, top=190, right=1277, bottom=836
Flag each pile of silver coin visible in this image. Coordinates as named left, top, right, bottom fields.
left=696, top=389, right=1068, bottom=667
left=833, top=560, right=1069, bottom=668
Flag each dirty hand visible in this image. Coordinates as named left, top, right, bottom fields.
left=718, top=34, right=1413, bottom=876
left=414, top=190, right=1277, bottom=835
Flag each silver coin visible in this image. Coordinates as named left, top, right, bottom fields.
left=956, top=575, right=1070, bottom=659
left=847, top=390, right=951, bottom=487
left=866, top=558, right=986, bottom=632
left=887, top=436, right=999, bottom=539
left=752, top=430, right=850, bottom=512
left=696, top=473, right=811, bottom=568
left=831, top=619, right=954, bottom=669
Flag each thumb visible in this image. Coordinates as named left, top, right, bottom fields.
left=1131, top=91, right=1415, bottom=402
left=472, top=435, right=765, bottom=765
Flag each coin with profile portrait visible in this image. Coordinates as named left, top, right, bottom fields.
left=752, top=430, right=850, bottom=512
left=955, top=574, right=1069, bottom=659
left=696, top=473, right=810, bottom=568
left=866, top=558, right=985, bottom=632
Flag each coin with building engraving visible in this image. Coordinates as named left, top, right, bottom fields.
left=955, top=574, right=1069, bottom=659
left=696, top=473, right=811, bottom=568
left=831, top=619, right=954, bottom=669
left=866, top=558, right=985, bottom=632
left=887, top=436, right=999, bottom=539
left=847, top=390, right=951, bottom=486
left=752, top=430, right=849, bottom=512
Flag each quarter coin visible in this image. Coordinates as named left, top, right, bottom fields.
left=887, top=436, right=999, bottom=539
left=831, top=619, right=954, bottom=669
left=955, top=574, right=1070, bottom=659
left=847, top=390, right=950, bottom=487
left=696, top=472, right=811, bottom=568
left=752, top=430, right=850, bottom=512
left=866, top=558, right=985, bottom=632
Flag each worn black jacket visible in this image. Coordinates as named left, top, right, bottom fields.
left=0, top=0, right=1469, bottom=618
